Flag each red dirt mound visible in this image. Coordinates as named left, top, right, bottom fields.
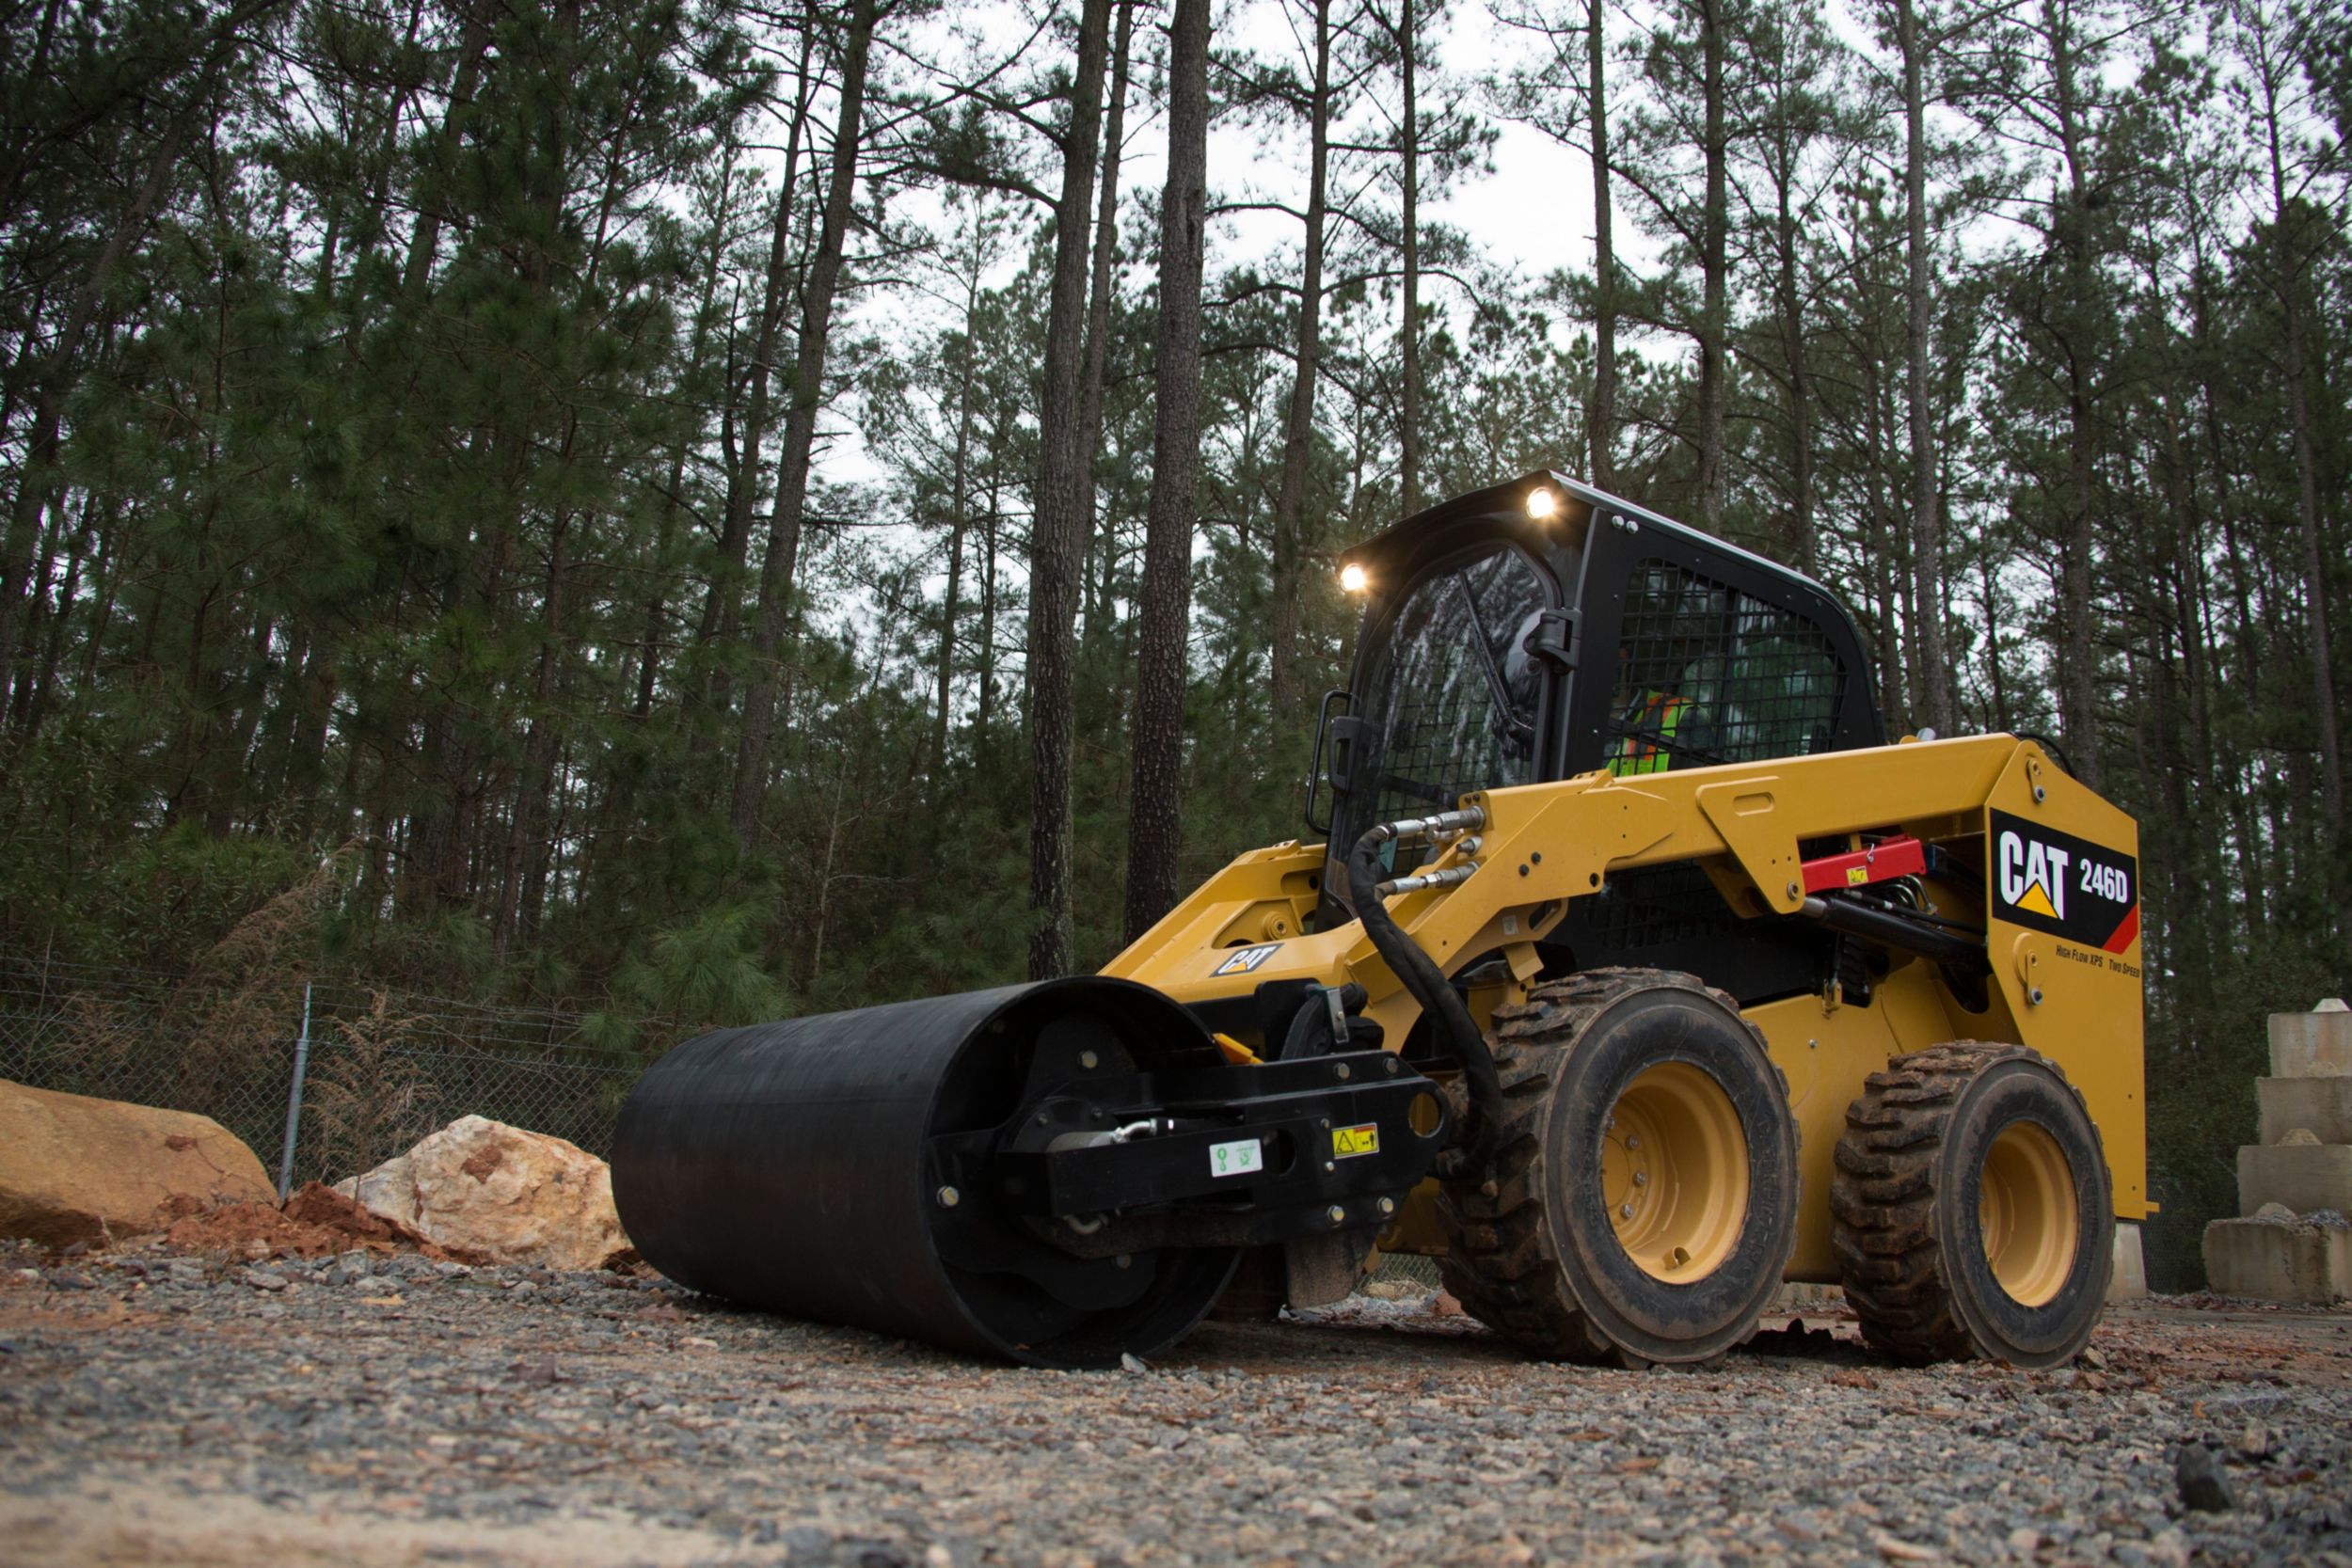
left=155, top=1183, right=472, bottom=1262
left=280, top=1181, right=408, bottom=1243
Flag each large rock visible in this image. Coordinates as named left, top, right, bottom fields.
left=339, top=1115, right=632, bottom=1271
left=0, top=1079, right=275, bottom=1247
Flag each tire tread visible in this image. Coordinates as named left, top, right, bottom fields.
left=1436, top=967, right=1788, bottom=1369
left=1829, top=1040, right=2101, bottom=1364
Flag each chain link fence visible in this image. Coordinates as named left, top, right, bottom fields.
left=0, top=956, right=643, bottom=1193
left=0, top=955, right=1584, bottom=1305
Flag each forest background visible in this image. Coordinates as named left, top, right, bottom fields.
left=0, top=0, right=2344, bottom=1287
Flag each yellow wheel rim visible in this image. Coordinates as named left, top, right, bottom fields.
left=1979, top=1121, right=2078, bottom=1307
left=1600, top=1062, right=1750, bottom=1282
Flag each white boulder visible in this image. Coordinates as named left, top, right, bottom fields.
left=339, top=1115, right=632, bottom=1271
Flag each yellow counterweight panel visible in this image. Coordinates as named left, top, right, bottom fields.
left=1979, top=747, right=2148, bottom=1222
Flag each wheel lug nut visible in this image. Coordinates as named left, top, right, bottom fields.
left=1625, top=1135, right=1640, bottom=1151
left=1620, top=1202, right=1636, bottom=1219
left=1632, top=1172, right=1648, bottom=1188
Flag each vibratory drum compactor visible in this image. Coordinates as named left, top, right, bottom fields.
left=615, top=472, right=2150, bottom=1372
left=613, top=976, right=1452, bottom=1367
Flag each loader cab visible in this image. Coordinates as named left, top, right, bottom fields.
left=1315, top=471, right=1884, bottom=1003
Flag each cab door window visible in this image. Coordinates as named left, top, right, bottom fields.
left=1345, top=547, right=1552, bottom=851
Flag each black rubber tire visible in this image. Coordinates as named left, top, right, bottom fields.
left=1832, top=1043, right=2114, bottom=1368
left=1436, top=968, right=1800, bottom=1368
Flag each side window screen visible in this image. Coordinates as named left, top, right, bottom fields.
left=1607, top=561, right=1846, bottom=775
left=1352, top=548, right=1549, bottom=843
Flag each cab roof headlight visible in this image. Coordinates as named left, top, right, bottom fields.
left=1339, top=562, right=1371, bottom=594
left=1526, top=485, right=1560, bottom=521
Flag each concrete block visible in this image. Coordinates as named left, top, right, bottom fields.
left=2269, top=999, right=2352, bottom=1078
left=1768, top=1282, right=1844, bottom=1315
left=2108, top=1221, right=2147, bottom=1302
left=2236, top=1143, right=2352, bottom=1215
left=2203, top=1214, right=2352, bottom=1304
left=2257, top=1076, right=2352, bottom=1147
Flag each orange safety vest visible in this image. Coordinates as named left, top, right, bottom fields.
left=1607, top=690, right=1692, bottom=777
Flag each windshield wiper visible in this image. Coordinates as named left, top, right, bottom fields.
left=1453, top=576, right=1534, bottom=740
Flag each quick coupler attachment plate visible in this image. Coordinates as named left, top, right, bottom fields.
left=925, top=1050, right=1451, bottom=1259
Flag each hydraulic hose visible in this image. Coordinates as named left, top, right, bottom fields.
left=1345, top=822, right=1505, bottom=1173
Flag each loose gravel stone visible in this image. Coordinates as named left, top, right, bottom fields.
left=2, top=1238, right=2349, bottom=1566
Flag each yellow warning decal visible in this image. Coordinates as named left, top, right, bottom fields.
left=1845, top=865, right=1868, bottom=887
left=1332, top=1124, right=1380, bottom=1159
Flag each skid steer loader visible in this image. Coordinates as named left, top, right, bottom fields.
left=612, top=472, right=2144, bottom=1371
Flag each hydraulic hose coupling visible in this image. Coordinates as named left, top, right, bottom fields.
left=1367, top=806, right=1486, bottom=898
left=1375, top=863, right=1479, bottom=899
left=1367, top=805, right=1486, bottom=847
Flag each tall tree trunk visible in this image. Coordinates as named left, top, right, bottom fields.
left=696, top=24, right=818, bottom=712
left=1586, top=0, right=1618, bottom=491
left=977, top=464, right=1001, bottom=747
left=1862, top=346, right=1905, bottom=723
left=1267, top=0, right=1333, bottom=719
left=1025, top=0, right=1115, bottom=978
left=1693, top=0, right=1728, bottom=527
left=633, top=146, right=739, bottom=725
left=506, top=513, right=571, bottom=953
left=1125, top=0, right=1210, bottom=942
left=932, top=221, right=989, bottom=793
left=1771, top=111, right=1815, bottom=574
left=931, top=507, right=967, bottom=783
left=2247, top=20, right=2347, bottom=853
left=730, top=0, right=880, bottom=854
left=1396, top=0, right=1423, bottom=519
left=2047, top=0, right=2101, bottom=788
left=1896, top=0, right=1952, bottom=734
left=1076, top=0, right=1136, bottom=557
left=20, top=487, right=95, bottom=741
left=399, top=7, right=490, bottom=302
left=1977, top=552, right=2010, bottom=731
left=2279, top=260, right=2344, bottom=847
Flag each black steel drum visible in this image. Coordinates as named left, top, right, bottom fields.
left=611, top=976, right=1240, bottom=1368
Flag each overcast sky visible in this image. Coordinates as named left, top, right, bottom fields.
left=830, top=1, right=1635, bottom=491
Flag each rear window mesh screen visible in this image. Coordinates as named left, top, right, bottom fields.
left=1606, top=560, right=1847, bottom=775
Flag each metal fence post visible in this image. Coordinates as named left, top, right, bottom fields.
left=276, top=982, right=313, bottom=1203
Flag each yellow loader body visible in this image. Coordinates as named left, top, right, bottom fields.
left=1104, top=732, right=2145, bottom=1281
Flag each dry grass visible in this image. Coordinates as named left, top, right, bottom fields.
left=302, top=991, right=441, bottom=1181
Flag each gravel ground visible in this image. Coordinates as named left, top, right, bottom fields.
left=3, top=1239, right=2349, bottom=1568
